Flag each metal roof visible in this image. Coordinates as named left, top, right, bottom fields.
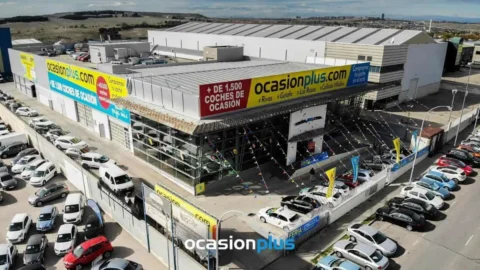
left=161, top=22, right=427, bottom=45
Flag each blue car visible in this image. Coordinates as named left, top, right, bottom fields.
left=424, top=171, right=457, bottom=191
left=315, top=255, right=361, bottom=270
left=36, top=205, right=58, bottom=232
left=417, top=178, right=451, bottom=199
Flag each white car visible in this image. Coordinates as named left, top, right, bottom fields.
left=301, top=183, right=350, bottom=197
left=65, top=147, right=90, bottom=159
left=258, top=207, right=304, bottom=232
left=300, top=186, right=344, bottom=208
left=0, top=242, right=17, bottom=269
left=54, top=224, right=78, bottom=256
left=16, top=107, right=38, bottom=117
left=11, top=155, right=41, bottom=174
left=429, top=166, right=467, bottom=183
left=20, top=159, right=46, bottom=180
left=358, top=169, right=375, bottom=182
left=6, top=213, right=32, bottom=243
left=54, top=135, right=88, bottom=150
left=0, top=125, right=9, bottom=136
left=29, top=161, right=57, bottom=186
left=45, top=129, right=70, bottom=142
left=347, top=223, right=398, bottom=257
left=63, top=193, right=84, bottom=224
left=28, top=117, right=54, bottom=128
left=80, top=152, right=116, bottom=169
left=400, top=186, right=444, bottom=209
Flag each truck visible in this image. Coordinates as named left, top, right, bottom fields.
left=0, top=132, right=28, bottom=147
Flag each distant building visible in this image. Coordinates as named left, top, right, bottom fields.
left=382, top=13, right=385, bottom=20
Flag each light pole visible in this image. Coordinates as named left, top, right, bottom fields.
left=447, top=89, right=457, bottom=129
left=474, top=108, right=480, bottom=134
left=454, top=63, right=473, bottom=146
left=216, top=210, right=245, bottom=270
left=409, top=105, right=452, bottom=183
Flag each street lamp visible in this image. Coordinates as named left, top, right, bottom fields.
left=409, top=105, right=452, bottom=183
left=216, top=210, right=246, bottom=270
left=454, top=63, right=473, bottom=146
left=447, top=89, right=457, bottom=128
left=473, top=108, right=480, bottom=134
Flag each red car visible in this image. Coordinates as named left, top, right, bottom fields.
left=64, top=236, right=113, bottom=269
left=337, top=174, right=360, bottom=188
left=437, top=156, right=473, bottom=176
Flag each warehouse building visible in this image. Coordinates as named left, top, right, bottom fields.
left=148, top=22, right=447, bottom=109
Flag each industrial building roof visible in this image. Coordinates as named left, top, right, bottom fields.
left=88, top=41, right=149, bottom=46
left=129, top=59, right=328, bottom=94
left=162, top=22, right=429, bottom=45
left=12, top=38, right=42, bottom=45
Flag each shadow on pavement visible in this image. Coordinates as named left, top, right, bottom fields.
left=104, top=222, right=123, bottom=242
left=388, top=259, right=402, bottom=270
left=14, top=177, right=27, bottom=189
left=0, top=191, right=17, bottom=205
left=390, top=243, right=406, bottom=258
left=112, top=246, right=134, bottom=258
left=433, top=211, right=447, bottom=222
left=446, top=193, right=455, bottom=201
left=44, top=244, right=62, bottom=269
left=462, top=178, right=476, bottom=185
left=440, top=202, right=450, bottom=211
left=422, top=221, right=436, bottom=232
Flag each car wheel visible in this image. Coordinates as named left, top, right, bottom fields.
left=453, top=178, right=459, bottom=185
left=104, top=251, right=112, bottom=258
left=61, top=192, right=67, bottom=198
left=75, top=264, right=83, bottom=270
left=406, top=225, right=413, bottom=231
left=335, top=251, right=343, bottom=258
left=1, top=154, right=6, bottom=159
left=42, top=181, right=46, bottom=186
left=365, top=266, right=373, bottom=270
left=56, top=145, right=62, bottom=150
left=349, top=236, right=356, bottom=242
left=82, top=164, right=89, bottom=169
left=54, top=171, right=57, bottom=177
left=377, top=215, right=384, bottom=221
left=36, top=201, right=43, bottom=207
left=260, top=217, right=266, bottom=223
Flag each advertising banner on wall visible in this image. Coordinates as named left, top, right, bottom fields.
left=199, top=62, right=370, bottom=117
left=20, top=52, right=36, bottom=81
left=326, top=167, right=336, bottom=199
left=45, top=59, right=130, bottom=123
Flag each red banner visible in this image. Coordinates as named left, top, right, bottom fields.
left=199, top=79, right=251, bottom=117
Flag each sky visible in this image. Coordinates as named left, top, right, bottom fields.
left=0, top=0, right=479, bottom=21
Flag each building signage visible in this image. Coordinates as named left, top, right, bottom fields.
left=199, top=63, right=370, bottom=117
left=20, top=52, right=35, bottom=81
left=45, top=59, right=131, bottom=123
left=154, top=184, right=218, bottom=239
left=287, top=216, right=320, bottom=240
left=300, top=152, right=329, bottom=168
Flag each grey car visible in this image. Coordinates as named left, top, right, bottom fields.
left=0, top=172, right=17, bottom=190
left=333, top=240, right=389, bottom=270
left=92, top=258, right=143, bottom=270
left=347, top=223, right=397, bottom=257
left=23, top=234, right=48, bottom=265
left=12, top=148, right=39, bottom=166
left=28, top=183, right=69, bottom=207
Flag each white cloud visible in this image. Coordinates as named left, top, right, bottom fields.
left=87, top=1, right=136, bottom=7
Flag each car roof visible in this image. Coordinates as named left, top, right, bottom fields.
left=426, top=171, right=442, bottom=177
left=100, top=163, right=126, bottom=177
left=354, top=242, right=375, bottom=255
left=58, top=135, right=76, bottom=140
left=12, top=213, right=28, bottom=222
left=81, top=235, right=108, bottom=248
left=58, top=224, right=75, bottom=234
left=318, top=255, right=338, bottom=266
left=39, top=205, right=55, bottom=214
left=29, top=159, right=46, bottom=166
left=36, top=162, right=53, bottom=171
left=0, top=244, right=9, bottom=254
left=66, top=193, right=83, bottom=204
left=103, top=258, right=130, bottom=269
left=275, top=207, right=297, bottom=219
left=27, top=234, right=44, bottom=245
left=395, top=207, right=416, bottom=217
left=82, top=152, right=102, bottom=158
left=357, top=225, right=378, bottom=236
left=410, top=187, right=428, bottom=194
left=44, top=182, right=64, bottom=189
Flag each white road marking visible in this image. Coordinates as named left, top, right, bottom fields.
left=465, top=235, right=474, bottom=246
left=413, top=239, right=419, bottom=246
left=451, top=201, right=457, bottom=207
left=421, top=233, right=426, bottom=237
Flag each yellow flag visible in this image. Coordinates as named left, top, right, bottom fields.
left=326, top=167, right=336, bottom=199
left=393, top=138, right=401, bottom=163
left=195, top=182, right=205, bottom=195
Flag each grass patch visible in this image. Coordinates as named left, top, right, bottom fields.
left=362, top=213, right=377, bottom=225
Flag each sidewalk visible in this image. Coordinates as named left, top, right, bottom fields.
left=264, top=122, right=477, bottom=270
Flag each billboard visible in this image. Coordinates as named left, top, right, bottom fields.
left=45, top=59, right=130, bottom=123
left=199, top=62, right=370, bottom=117
left=20, top=52, right=35, bottom=81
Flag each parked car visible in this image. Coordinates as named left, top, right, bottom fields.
left=436, top=156, right=473, bottom=175
left=428, top=166, right=467, bottom=183
left=98, top=164, right=134, bottom=194
left=314, top=255, right=361, bottom=270
left=300, top=186, right=344, bottom=208
left=412, top=179, right=450, bottom=199
left=6, top=213, right=32, bottom=243
left=360, top=160, right=392, bottom=171
left=460, top=140, right=480, bottom=151
left=422, top=171, right=457, bottom=190
left=0, top=142, right=27, bottom=159
left=45, top=129, right=69, bottom=142
left=28, top=117, right=54, bottom=129
left=54, top=136, right=88, bottom=150
left=16, top=107, right=38, bottom=117
left=376, top=206, right=425, bottom=231
left=347, top=223, right=397, bottom=256
left=63, top=236, right=113, bottom=270
left=84, top=214, right=104, bottom=240
left=28, top=183, right=69, bottom=207
left=21, top=159, right=47, bottom=180
left=54, top=224, right=78, bottom=256
left=36, top=206, right=58, bottom=232
left=389, top=148, right=412, bottom=157
left=80, top=152, right=116, bottom=169
left=11, top=155, right=41, bottom=174
left=65, top=148, right=90, bottom=159
left=280, top=195, right=320, bottom=214
left=400, top=186, right=444, bottom=209
left=91, top=258, right=143, bottom=270
left=333, top=240, right=389, bottom=270
left=0, top=95, right=13, bottom=102
left=23, top=234, right=48, bottom=265
left=9, top=101, right=22, bottom=112
left=11, top=148, right=39, bottom=166
left=0, top=125, right=9, bottom=136
left=29, top=162, right=57, bottom=187
left=63, top=193, right=85, bottom=224
left=387, top=197, right=438, bottom=219
left=315, top=181, right=350, bottom=195
left=0, top=172, right=17, bottom=190
left=457, top=144, right=480, bottom=158
left=375, top=153, right=407, bottom=163
left=446, top=149, right=480, bottom=168
left=257, top=207, right=304, bottom=232
left=0, top=242, right=17, bottom=269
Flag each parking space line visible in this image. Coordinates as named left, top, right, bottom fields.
left=465, top=235, right=474, bottom=246
left=421, top=232, right=426, bottom=237
left=451, top=201, right=457, bottom=207
left=412, top=239, right=419, bottom=246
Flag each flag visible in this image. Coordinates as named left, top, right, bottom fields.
left=393, top=138, right=401, bottom=163
left=351, top=156, right=360, bottom=184
left=412, top=130, right=419, bottom=153
left=326, top=167, right=337, bottom=198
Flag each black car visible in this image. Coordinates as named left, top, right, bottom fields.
left=446, top=149, right=480, bottom=168
left=84, top=214, right=104, bottom=240
left=387, top=197, right=437, bottom=219
left=0, top=142, right=27, bottom=159
left=0, top=95, right=13, bottom=102
left=376, top=206, right=425, bottom=231
left=18, top=264, right=46, bottom=270
left=12, top=148, right=39, bottom=165
left=280, top=195, right=320, bottom=214
left=23, top=234, right=48, bottom=265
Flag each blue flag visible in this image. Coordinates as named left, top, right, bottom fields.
left=351, top=156, right=360, bottom=184
left=412, top=130, right=419, bottom=153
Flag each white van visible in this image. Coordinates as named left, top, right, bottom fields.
left=20, top=159, right=46, bottom=180
left=29, top=161, right=57, bottom=186
left=99, top=163, right=134, bottom=194
left=63, top=193, right=84, bottom=224
left=0, top=133, right=27, bottom=147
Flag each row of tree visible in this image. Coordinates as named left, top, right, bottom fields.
left=0, top=15, right=49, bottom=24
left=60, top=12, right=141, bottom=20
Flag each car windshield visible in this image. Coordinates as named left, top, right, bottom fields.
left=65, top=205, right=80, bottom=213
left=289, top=214, right=300, bottom=222
left=0, top=254, right=6, bottom=265
left=25, top=244, right=40, bottom=254
left=372, top=231, right=387, bottom=244
left=35, top=188, right=47, bottom=197
left=425, top=192, right=435, bottom=200
left=37, top=118, right=47, bottom=122
left=57, top=233, right=72, bottom=243
left=18, top=158, right=30, bottom=165
left=0, top=126, right=6, bottom=131
left=370, top=250, right=383, bottom=262
left=72, top=245, right=84, bottom=258
left=330, top=258, right=346, bottom=267
left=38, top=213, right=52, bottom=221
left=26, top=164, right=37, bottom=171
left=432, top=183, right=441, bottom=191
left=99, top=156, right=110, bottom=163
left=9, top=222, right=22, bottom=231
left=32, top=170, right=45, bottom=177
left=454, top=160, right=466, bottom=167
left=115, top=174, right=131, bottom=184
left=440, top=174, right=450, bottom=182
left=70, top=138, right=81, bottom=144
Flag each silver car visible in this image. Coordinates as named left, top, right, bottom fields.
left=333, top=240, right=389, bottom=270
left=347, top=223, right=397, bottom=257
